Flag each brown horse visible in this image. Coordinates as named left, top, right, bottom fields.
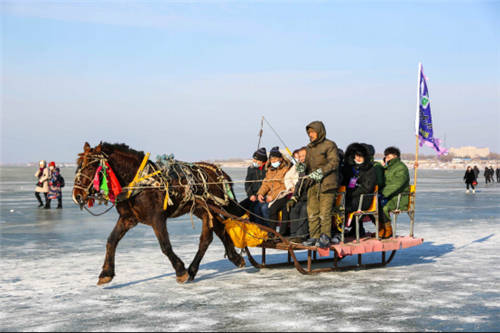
left=72, top=142, right=246, bottom=284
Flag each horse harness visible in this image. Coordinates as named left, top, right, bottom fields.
left=77, top=151, right=234, bottom=225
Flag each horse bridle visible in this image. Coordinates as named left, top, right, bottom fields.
left=73, top=153, right=108, bottom=202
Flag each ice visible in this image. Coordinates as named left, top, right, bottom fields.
left=1, top=167, right=500, bottom=331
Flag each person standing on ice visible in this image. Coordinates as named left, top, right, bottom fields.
left=34, top=160, right=50, bottom=208
left=463, top=166, right=476, bottom=194
left=473, top=166, right=480, bottom=183
left=300, top=121, right=340, bottom=247
left=47, top=162, right=64, bottom=208
left=489, top=166, right=496, bottom=183
left=496, top=167, right=500, bottom=183
left=484, top=167, right=491, bottom=184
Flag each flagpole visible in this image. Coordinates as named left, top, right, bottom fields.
left=414, top=62, right=422, bottom=189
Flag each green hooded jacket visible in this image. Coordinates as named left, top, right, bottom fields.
left=382, top=157, right=410, bottom=210
left=305, top=121, right=339, bottom=192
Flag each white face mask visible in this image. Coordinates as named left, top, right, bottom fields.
left=355, top=160, right=363, bottom=165
left=271, top=161, right=281, bottom=168
left=252, top=162, right=260, bottom=168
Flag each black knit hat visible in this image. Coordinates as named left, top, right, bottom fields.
left=253, top=147, right=268, bottom=162
left=269, top=146, right=282, bottom=158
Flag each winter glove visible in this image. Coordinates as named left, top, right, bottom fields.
left=295, top=162, right=306, bottom=173
left=286, top=197, right=297, bottom=212
left=308, top=168, right=324, bottom=182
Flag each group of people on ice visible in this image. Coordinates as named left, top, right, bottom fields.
left=463, top=165, right=499, bottom=193
left=34, top=160, right=65, bottom=209
left=242, top=120, right=410, bottom=247
left=483, top=166, right=499, bottom=184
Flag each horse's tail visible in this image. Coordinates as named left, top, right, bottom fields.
left=219, top=169, right=247, bottom=218
left=223, top=198, right=247, bottom=217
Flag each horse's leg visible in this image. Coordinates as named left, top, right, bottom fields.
left=98, top=216, right=136, bottom=285
left=186, top=212, right=215, bottom=281
left=213, top=215, right=246, bottom=268
left=151, top=215, right=189, bottom=283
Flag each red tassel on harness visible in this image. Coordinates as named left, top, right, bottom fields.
left=105, top=162, right=122, bottom=203
left=93, top=166, right=103, bottom=191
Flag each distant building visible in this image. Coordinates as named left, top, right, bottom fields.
left=449, top=146, right=490, bottom=158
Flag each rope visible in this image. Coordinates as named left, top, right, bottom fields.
left=120, top=175, right=311, bottom=190
left=83, top=204, right=115, bottom=216
left=263, top=117, right=297, bottom=163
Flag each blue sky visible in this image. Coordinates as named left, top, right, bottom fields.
left=1, top=1, right=499, bottom=163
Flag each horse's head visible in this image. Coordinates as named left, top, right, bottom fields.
left=73, top=142, right=105, bottom=209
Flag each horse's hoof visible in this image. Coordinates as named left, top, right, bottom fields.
left=176, top=272, right=189, bottom=284
left=239, top=258, right=246, bottom=268
left=97, top=276, right=113, bottom=285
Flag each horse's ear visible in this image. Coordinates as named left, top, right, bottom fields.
left=83, top=142, right=91, bottom=152
left=95, top=143, right=102, bottom=153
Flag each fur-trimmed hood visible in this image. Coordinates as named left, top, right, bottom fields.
left=344, top=143, right=373, bottom=169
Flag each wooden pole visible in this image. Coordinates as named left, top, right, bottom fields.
left=411, top=63, right=421, bottom=238
left=414, top=134, right=420, bottom=188
left=257, top=116, right=264, bottom=149
left=414, top=62, right=422, bottom=188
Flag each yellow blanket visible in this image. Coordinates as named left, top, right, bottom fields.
left=223, top=215, right=268, bottom=249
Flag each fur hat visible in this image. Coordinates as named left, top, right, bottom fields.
left=253, top=147, right=268, bottom=162
left=269, top=146, right=282, bottom=158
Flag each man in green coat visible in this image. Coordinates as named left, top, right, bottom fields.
left=301, top=121, right=340, bottom=246
left=380, top=146, right=410, bottom=238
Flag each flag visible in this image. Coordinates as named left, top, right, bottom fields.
left=416, top=64, right=448, bottom=155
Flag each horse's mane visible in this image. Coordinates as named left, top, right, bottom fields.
left=102, top=142, right=145, bottom=160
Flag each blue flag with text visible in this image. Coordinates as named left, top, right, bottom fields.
left=416, top=65, right=448, bottom=155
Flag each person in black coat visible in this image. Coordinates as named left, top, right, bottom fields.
left=463, top=166, right=477, bottom=193
left=241, top=147, right=268, bottom=224
left=341, top=143, right=377, bottom=238
left=484, top=167, right=492, bottom=184
left=284, top=147, right=311, bottom=242
left=496, top=167, right=500, bottom=183
left=489, top=166, right=496, bottom=183
left=473, top=166, right=480, bottom=183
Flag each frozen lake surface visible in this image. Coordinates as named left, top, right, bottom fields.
left=1, top=167, right=499, bottom=331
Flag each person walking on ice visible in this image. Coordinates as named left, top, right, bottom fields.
left=34, top=160, right=50, bottom=208
left=463, top=166, right=477, bottom=194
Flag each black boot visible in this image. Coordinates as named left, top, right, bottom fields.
left=318, top=233, right=331, bottom=248
left=57, top=198, right=62, bottom=209
left=44, top=199, right=51, bottom=209
left=331, top=233, right=341, bottom=244
left=302, top=238, right=319, bottom=247
left=35, top=192, right=44, bottom=207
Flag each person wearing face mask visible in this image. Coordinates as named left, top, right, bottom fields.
left=34, top=160, right=50, bottom=208
left=256, top=146, right=292, bottom=230
left=285, top=147, right=311, bottom=242
left=379, top=146, right=410, bottom=238
left=341, top=143, right=377, bottom=238
left=242, top=147, right=268, bottom=224
left=47, top=162, right=65, bottom=209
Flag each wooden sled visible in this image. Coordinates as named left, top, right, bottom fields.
left=209, top=185, right=423, bottom=275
